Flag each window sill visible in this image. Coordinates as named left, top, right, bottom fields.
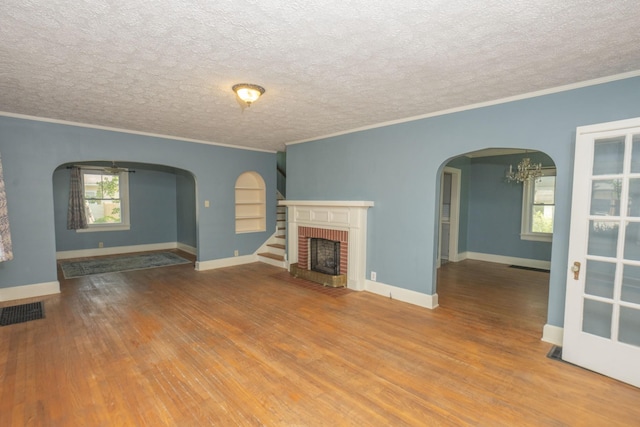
left=76, top=225, right=130, bottom=233
left=520, top=232, right=552, bottom=242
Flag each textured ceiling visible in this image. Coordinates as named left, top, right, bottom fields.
left=1, top=0, right=639, bottom=152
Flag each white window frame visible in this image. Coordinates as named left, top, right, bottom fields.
left=520, top=168, right=555, bottom=242
left=76, top=168, right=130, bottom=233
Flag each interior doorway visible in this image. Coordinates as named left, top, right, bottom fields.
left=438, top=167, right=460, bottom=267
left=434, top=148, right=555, bottom=341
left=52, top=161, right=198, bottom=260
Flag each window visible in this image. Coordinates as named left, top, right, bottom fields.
left=78, top=169, right=130, bottom=232
left=521, top=169, right=555, bottom=242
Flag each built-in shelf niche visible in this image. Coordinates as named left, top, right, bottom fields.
left=235, top=171, right=266, bottom=233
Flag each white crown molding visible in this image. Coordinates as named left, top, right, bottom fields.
left=0, top=111, right=276, bottom=154
left=0, top=281, right=60, bottom=302
left=286, top=70, right=640, bottom=146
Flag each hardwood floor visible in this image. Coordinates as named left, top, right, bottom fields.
left=1, top=255, right=639, bottom=426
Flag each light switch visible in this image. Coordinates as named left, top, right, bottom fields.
left=204, top=200, right=210, bottom=208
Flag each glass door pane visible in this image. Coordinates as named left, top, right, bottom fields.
left=590, top=179, right=621, bottom=216
left=593, top=137, right=625, bottom=175
left=619, top=307, right=640, bottom=346
left=630, top=134, right=640, bottom=173
left=588, top=221, right=619, bottom=257
left=582, top=299, right=612, bottom=338
left=622, top=265, right=640, bottom=304
left=584, top=260, right=615, bottom=298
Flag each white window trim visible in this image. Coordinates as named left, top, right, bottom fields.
left=520, top=168, right=555, bottom=242
left=76, top=169, right=130, bottom=233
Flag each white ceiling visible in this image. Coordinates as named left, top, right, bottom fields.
left=1, top=0, right=639, bottom=152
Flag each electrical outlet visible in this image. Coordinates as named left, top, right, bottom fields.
left=98, top=242, right=104, bottom=248
left=371, top=271, right=377, bottom=281
left=234, top=250, right=239, bottom=257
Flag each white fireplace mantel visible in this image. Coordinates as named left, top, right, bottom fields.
left=279, top=200, right=374, bottom=207
left=278, top=200, right=374, bottom=291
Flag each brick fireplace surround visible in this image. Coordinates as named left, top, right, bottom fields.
left=298, top=227, right=348, bottom=276
left=278, top=200, right=374, bottom=291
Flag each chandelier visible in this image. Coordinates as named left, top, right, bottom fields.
left=506, top=157, right=543, bottom=183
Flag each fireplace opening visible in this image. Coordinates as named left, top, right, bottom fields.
left=310, top=238, right=340, bottom=275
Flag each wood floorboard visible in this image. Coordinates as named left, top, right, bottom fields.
left=1, top=254, right=639, bottom=425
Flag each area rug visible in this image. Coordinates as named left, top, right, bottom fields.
left=0, top=301, right=44, bottom=326
left=60, top=252, right=191, bottom=278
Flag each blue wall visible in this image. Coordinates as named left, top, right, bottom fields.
left=287, top=76, right=640, bottom=327
left=53, top=165, right=182, bottom=251
left=0, top=116, right=276, bottom=289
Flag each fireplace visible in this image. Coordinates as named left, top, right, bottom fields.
left=278, top=200, right=373, bottom=290
left=310, top=238, right=340, bottom=275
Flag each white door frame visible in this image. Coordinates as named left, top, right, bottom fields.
left=438, top=166, right=461, bottom=267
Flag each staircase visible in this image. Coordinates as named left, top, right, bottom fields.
left=257, top=199, right=287, bottom=268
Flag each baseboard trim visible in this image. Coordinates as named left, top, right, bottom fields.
left=542, top=324, right=564, bottom=346
left=365, top=280, right=438, bottom=309
left=195, top=254, right=257, bottom=271
left=0, top=281, right=60, bottom=302
left=176, top=242, right=197, bottom=255
left=56, top=242, right=180, bottom=260
left=462, top=251, right=551, bottom=270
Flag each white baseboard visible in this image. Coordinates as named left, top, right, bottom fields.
left=365, top=279, right=438, bottom=309
left=56, top=242, right=180, bottom=260
left=542, top=324, right=564, bottom=346
left=195, top=254, right=257, bottom=271
left=176, top=242, right=197, bottom=255
left=0, top=281, right=60, bottom=302
left=462, top=251, right=551, bottom=270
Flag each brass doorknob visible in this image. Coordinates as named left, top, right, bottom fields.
left=571, top=262, right=581, bottom=280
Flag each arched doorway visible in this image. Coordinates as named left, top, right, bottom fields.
left=51, top=161, right=198, bottom=260
left=434, top=148, right=556, bottom=337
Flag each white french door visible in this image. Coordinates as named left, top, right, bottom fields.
left=564, top=117, right=640, bottom=388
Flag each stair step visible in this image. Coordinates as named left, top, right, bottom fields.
left=268, top=243, right=285, bottom=250
left=278, top=226, right=285, bottom=230
left=275, top=235, right=285, bottom=239
left=258, top=252, right=285, bottom=261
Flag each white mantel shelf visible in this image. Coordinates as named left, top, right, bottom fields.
left=279, top=200, right=373, bottom=291
left=279, top=200, right=374, bottom=207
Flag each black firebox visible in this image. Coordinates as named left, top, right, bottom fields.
left=309, top=238, right=340, bottom=275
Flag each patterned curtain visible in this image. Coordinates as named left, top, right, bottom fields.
left=0, top=151, right=13, bottom=262
left=67, top=167, right=88, bottom=230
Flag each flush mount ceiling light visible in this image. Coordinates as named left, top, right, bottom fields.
left=232, top=83, right=265, bottom=107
